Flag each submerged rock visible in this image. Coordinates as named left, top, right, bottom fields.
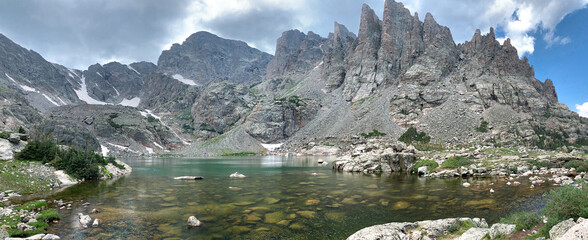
left=187, top=216, right=201, bottom=227
left=78, top=213, right=92, bottom=228
left=173, top=176, right=204, bottom=180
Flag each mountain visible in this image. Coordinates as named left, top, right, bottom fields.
left=0, top=0, right=586, bottom=157
left=158, top=31, right=273, bottom=86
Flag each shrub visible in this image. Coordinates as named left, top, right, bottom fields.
left=476, top=121, right=489, bottom=133
left=410, top=160, right=439, bottom=172
left=441, top=156, right=473, bottom=169
left=0, top=131, right=10, bottom=139
left=538, top=182, right=588, bottom=237
left=527, top=159, right=549, bottom=169
left=361, top=130, right=387, bottom=138
left=564, top=160, right=588, bottom=172
left=36, top=209, right=60, bottom=222
left=499, top=211, right=541, bottom=231
left=146, top=116, right=159, bottom=123
left=18, top=126, right=26, bottom=134
left=16, top=138, right=121, bottom=181
left=399, top=127, right=430, bottom=144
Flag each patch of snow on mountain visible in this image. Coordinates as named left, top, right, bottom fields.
left=96, top=72, right=103, bottom=78
left=120, top=97, right=140, bottom=107
left=19, top=84, right=37, bottom=92
left=261, top=143, right=283, bottom=151
left=146, top=147, right=154, bottom=154
left=101, top=145, right=110, bottom=156
left=127, top=65, right=140, bottom=75
left=172, top=74, right=197, bottom=86
left=74, top=76, right=108, bottom=105
left=4, top=73, right=17, bottom=83
left=153, top=142, right=164, bottom=149
left=42, top=93, right=60, bottom=106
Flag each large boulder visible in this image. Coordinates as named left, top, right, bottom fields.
left=557, top=218, right=588, bottom=240
left=346, top=222, right=417, bottom=240
left=456, top=228, right=489, bottom=240
left=489, top=223, right=516, bottom=239
left=549, top=218, right=576, bottom=240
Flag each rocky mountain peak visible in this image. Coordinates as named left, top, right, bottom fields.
left=333, top=22, right=356, bottom=46
left=266, top=29, right=326, bottom=79
left=158, top=31, right=272, bottom=86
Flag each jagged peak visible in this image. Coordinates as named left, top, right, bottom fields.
left=358, top=4, right=381, bottom=41
left=424, top=12, right=436, bottom=24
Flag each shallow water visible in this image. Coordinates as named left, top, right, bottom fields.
left=43, top=156, right=552, bottom=239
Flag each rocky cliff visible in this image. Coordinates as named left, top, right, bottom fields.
left=158, top=31, right=273, bottom=86
left=0, top=0, right=586, bottom=157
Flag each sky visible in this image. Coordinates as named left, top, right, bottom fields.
left=0, top=0, right=586, bottom=116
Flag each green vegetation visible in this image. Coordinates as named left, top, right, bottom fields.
left=476, top=121, right=489, bottom=133
left=441, top=220, right=474, bottom=239
left=182, top=123, right=195, bottom=133
left=0, top=160, right=57, bottom=193
left=361, top=130, right=387, bottom=138
left=564, top=160, right=588, bottom=172
left=15, top=136, right=123, bottom=180
left=18, top=126, right=26, bottom=134
left=527, top=159, right=550, bottom=169
left=413, top=143, right=445, bottom=151
left=399, top=127, right=431, bottom=144
left=537, top=181, right=588, bottom=238
left=221, top=152, right=258, bottom=156
left=177, top=108, right=194, bottom=121
left=531, top=127, right=588, bottom=150
left=0, top=131, right=11, bottom=139
left=13, top=200, right=48, bottom=211
left=36, top=209, right=61, bottom=222
left=107, top=113, right=123, bottom=129
left=441, top=156, right=473, bottom=169
left=146, top=115, right=159, bottom=123
left=1, top=201, right=60, bottom=238
left=274, top=95, right=306, bottom=107
left=410, top=160, right=439, bottom=172
left=499, top=211, right=541, bottom=231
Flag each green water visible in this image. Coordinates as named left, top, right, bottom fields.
left=42, top=156, right=552, bottom=239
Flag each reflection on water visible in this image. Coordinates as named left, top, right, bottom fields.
left=45, top=156, right=552, bottom=239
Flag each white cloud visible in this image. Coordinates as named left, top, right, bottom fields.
left=403, top=0, right=588, bottom=57
left=576, top=102, right=588, bottom=118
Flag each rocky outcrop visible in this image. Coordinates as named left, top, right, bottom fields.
left=243, top=97, right=318, bottom=143
left=266, top=30, right=327, bottom=78
left=322, top=22, right=356, bottom=91
left=82, top=61, right=155, bottom=103
left=348, top=217, right=489, bottom=240
left=158, top=31, right=272, bottom=86
left=332, top=141, right=417, bottom=173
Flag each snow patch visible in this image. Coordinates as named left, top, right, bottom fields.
left=107, top=142, right=139, bottom=153
left=261, top=143, right=283, bottom=151
left=145, top=110, right=161, bottom=120
left=42, top=93, right=59, bottom=106
left=313, top=61, right=324, bottom=70
left=19, top=84, right=37, bottom=92
left=4, top=73, right=17, bottom=83
left=146, top=147, right=154, bottom=154
left=101, top=145, right=110, bottom=156
left=153, top=142, right=164, bottom=149
left=120, top=97, right=140, bottom=107
left=96, top=72, right=103, bottom=78
left=172, top=74, right=197, bottom=86
left=74, top=76, right=109, bottom=105
left=127, top=65, right=140, bottom=75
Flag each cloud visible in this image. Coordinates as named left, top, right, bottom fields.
left=576, top=102, right=588, bottom=118
left=403, top=0, right=588, bottom=57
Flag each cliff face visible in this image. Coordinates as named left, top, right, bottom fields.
left=0, top=0, right=585, bottom=156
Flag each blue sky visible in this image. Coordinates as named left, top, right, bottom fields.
left=0, top=0, right=586, bottom=116
left=523, top=8, right=588, bottom=117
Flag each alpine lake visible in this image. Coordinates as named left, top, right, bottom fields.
left=28, top=156, right=553, bottom=239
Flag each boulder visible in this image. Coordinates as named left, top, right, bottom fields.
left=549, top=218, right=576, bottom=240
left=421, top=218, right=459, bottom=238
left=456, top=227, right=489, bottom=240
left=173, top=176, right=203, bottom=180
left=490, top=223, right=516, bottom=238
left=346, top=222, right=417, bottom=240
left=0, top=139, right=13, bottom=160
left=78, top=213, right=92, bottom=228
left=25, top=234, right=46, bottom=240
left=229, top=172, right=247, bottom=178
left=0, top=229, right=8, bottom=240
left=8, top=133, right=21, bottom=144
left=418, top=166, right=428, bottom=175
left=42, top=234, right=61, bottom=240
left=557, top=218, right=588, bottom=240
left=187, top=216, right=201, bottom=227
left=92, top=219, right=100, bottom=227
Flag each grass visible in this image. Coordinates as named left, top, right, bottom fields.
left=441, top=156, right=473, bottom=169
left=476, top=121, right=489, bottom=133
left=221, top=152, right=258, bottom=156
left=536, top=181, right=588, bottom=238
left=36, top=209, right=60, bottom=222
left=13, top=200, right=47, bottom=211
left=413, top=143, right=445, bottom=151
left=499, top=211, right=542, bottom=231
left=440, top=220, right=474, bottom=239
left=410, top=160, right=439, bottom=172
left=0, top=161, right=57, bottom=193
